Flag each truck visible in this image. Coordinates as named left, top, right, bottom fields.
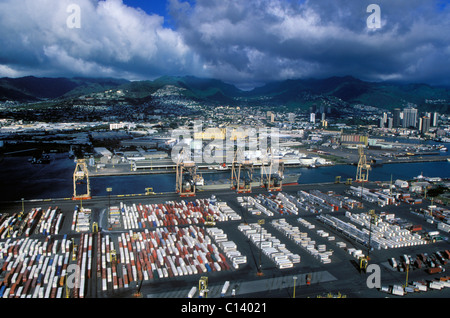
left=436, top=252, right=447, bottom=265
left=414, top=258, right=422, bottom=269
left=391, top=285, right=405, bottom=296
left=410, top=224, right=422, bottom=232
left=221, top=281, right=230, bottom=297
left=429, top=281, right=444, bottom=290
left=428, top=266, right=443, bottom=274
left=403, top=254, right=410, bottom=265
left=187, top=286, right=197, bottom=298
left=413, top=281, right=427, bottom=292
left=390, top=258, right=397, bottom=269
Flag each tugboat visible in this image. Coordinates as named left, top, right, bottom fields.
left=209, top=163, right=230, bottom=171
left=30, top=152, right=51, bottom=164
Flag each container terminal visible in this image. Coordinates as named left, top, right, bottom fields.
left=1, top=148, right=450, bottom=299
left=1, top=177, right=450, bottom=299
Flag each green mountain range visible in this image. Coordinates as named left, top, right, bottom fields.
left=1, top=75, right=449, bottom=113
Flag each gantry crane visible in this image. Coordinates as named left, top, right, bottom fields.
left=360, top=209, right=379, bottom=272
left=260, top=147, right=284, bottom=192
left=73, top=159, right=91, bottom=200
left=230, top=148, right=253, bottom=193
left=356, top=145, right=371, bottom=183
left=175, top=149, right=198, bottom=197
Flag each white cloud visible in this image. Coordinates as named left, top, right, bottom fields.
left=0, top=0, right=202, bottom=79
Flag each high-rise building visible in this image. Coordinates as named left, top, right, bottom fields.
left=393, top=108, right=401, bottom=128
left=387, top=117, right=393, bottom=129
left=402, top=107, right=418, bottom=128
left=421, top=116, right=431, bottom=134
left=379, top=112, right=388, bottom=128
left=432, top=112, right=439, bottom=127
left=310, top=113, right=316, bottom=123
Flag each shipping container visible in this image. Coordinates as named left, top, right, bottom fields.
left=221, top=281, right=230, bottom=297
left=187, top=286, right=197, bottom=298
left=391, top=285, right=404, bottom=296
left=428, top=267, right=443, bottom=274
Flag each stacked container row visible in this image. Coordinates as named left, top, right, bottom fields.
left=0, top=207, right=61, bottom=239
left=273, top=218, right=332, bottom=264
left=72, top=207, right=91, bottom=233
left=118, top=198, right=239, bottom=231
left=238, top=223, right=300, bottom=269
left=99, top=225, right=233, bottom=292
left=0, top=235, right=74, bottom=298
left=345, top=212, right=428, bottom=248
left=205, top=227, right=246, bottom=269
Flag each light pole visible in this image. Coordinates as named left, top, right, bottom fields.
left=293, top=276, right=297, bottom=298
left=107, top=187, right=112, bottom=228
left=405, top=263, right=410, bottom=288
left=257, top=219, right=265, bottom=276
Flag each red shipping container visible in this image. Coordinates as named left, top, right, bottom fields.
left=23, top=279, right=32, bottom=296
left=9, top=283, right=17, bottom=297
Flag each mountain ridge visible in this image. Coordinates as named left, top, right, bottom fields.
left=1, top=75, right=449, bottom=113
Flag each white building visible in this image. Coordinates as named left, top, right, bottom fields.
left=394, top=179, right=409, bottom=188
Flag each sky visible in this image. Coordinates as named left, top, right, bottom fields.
left=0, top=0, right=450, bottom=89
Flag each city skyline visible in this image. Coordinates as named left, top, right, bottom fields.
left=0, top=0, right=450, bottom=89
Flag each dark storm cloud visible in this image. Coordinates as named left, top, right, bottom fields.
left=169, top=0, right=450, bottom=86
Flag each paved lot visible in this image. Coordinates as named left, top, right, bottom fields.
left=1, top=182, right=450, bottom=299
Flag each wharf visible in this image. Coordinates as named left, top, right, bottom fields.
left=87, top=156, right=450, bottom=178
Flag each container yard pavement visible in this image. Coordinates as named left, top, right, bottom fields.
left=146, top=271, right=337, bottom=298
left=1, top=182, right=450, bottom=299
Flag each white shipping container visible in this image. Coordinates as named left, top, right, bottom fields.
left=414, top=282, right=427, bottom=292
left=57, top=287, right=63, bottom=298
left=429, top=281, right=444, bottom=290
left=2, top=288, right=10, bottom=298
left=187, top=286, right=197, bottom=298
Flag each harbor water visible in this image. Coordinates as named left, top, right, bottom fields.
left=0, top=152, right=449, bottom=201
